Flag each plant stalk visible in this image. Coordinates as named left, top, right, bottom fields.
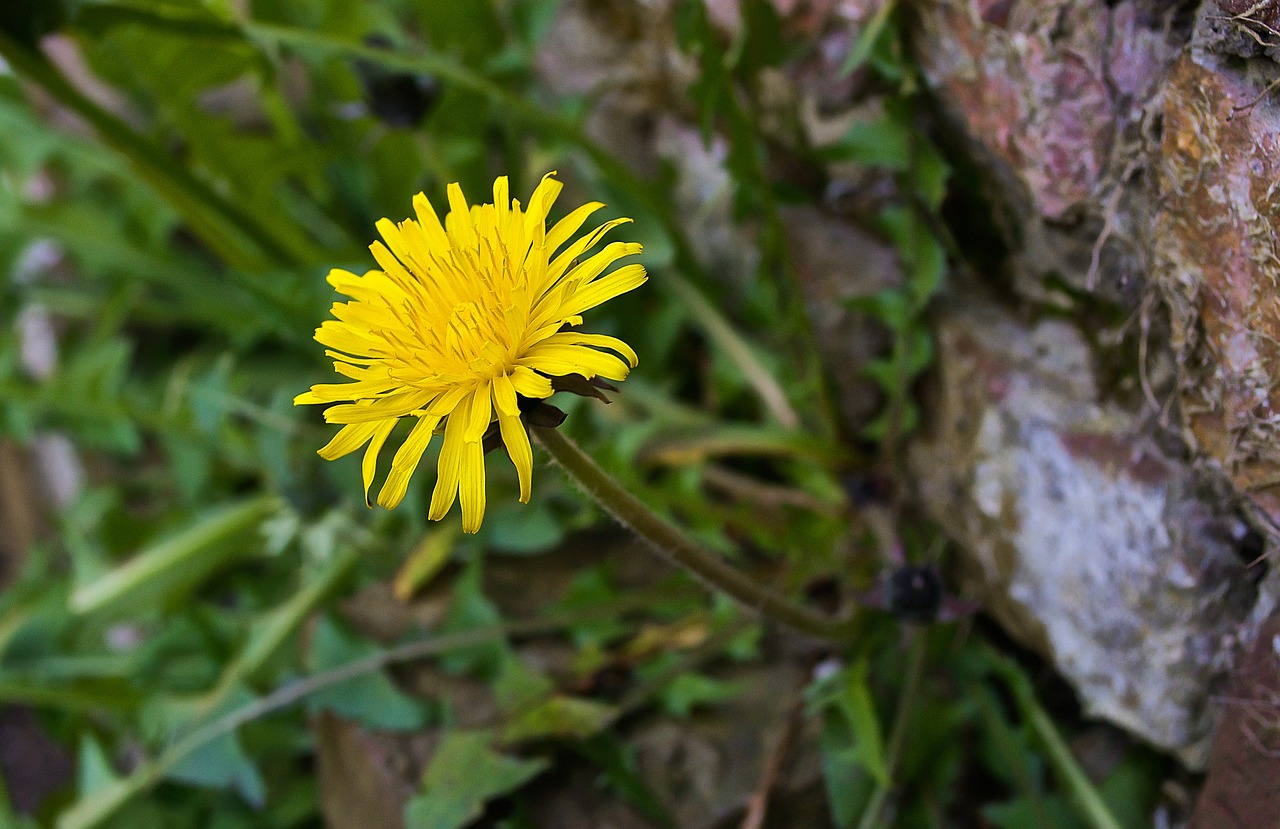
left=855, top=629, right=927, bottom=829
left=533, top=426, right=858, bottom=642
left=990, top=652, right=1126, bottom=829
left=1013, top=681, right=1126, bottom=829
left=55, top=586, right=704, bottom=829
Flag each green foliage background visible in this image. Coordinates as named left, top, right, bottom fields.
left=0, top=1, right=1168, bottom=828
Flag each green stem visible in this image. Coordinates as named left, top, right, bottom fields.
left=734, top=89, right=840, bottom=438
left=1017, top=693, right=1126, bottom=829
left=0, top=681, right=140, bottom=712
left=0, top=31, right=306, bottom=268
left=974, top=687, right=1062, bottom=827
left=210, top=546, right=360, bottom=698
left=69, top=494, right=282, bottom=616
left=532, top=426, right=857, bottom=642
left=992, top=655, right=1126, bottom=829
left=663, top=273, right=800, bottom=429
left=855, top=629, right=927, bottom=829
left=56, top=622, right=531, bottom=829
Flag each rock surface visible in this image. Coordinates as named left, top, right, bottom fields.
left=537, top=0, right=1280, bottom=789
left=908, top=0, right=1280, bottom=776
left=1153, top=13, right=1280, bottom=524
left=908, top=294, right=1257, bottom=765
left=1189, top=597, right=1280, bottom=829
left=912, top=0, right=1181, bottom=304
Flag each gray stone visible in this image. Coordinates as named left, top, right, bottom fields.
left=908, top=295, right=1258, bottom=766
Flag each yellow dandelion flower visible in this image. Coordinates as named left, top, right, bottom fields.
left=295, top=173, right=646, bottom=533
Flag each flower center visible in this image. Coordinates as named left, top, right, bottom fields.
left=444, top=299, right=511, bottom=381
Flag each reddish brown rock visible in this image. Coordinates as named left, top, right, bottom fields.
left=907, top=0, right=1280, bottom=773
left=912, top=1, right=1180, bottom=302
left=1153, top=34, right=1280, bottom=524
left=914, top=1, right=1173, bottom=221
left=1190, top=608, right=1280, bottom=829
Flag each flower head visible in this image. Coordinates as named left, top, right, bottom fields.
left=296, top=173, right=646, bottom=532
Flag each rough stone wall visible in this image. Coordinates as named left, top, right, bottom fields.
left=1155, top=12, right=1280, bottom=522
left=912, top=0, right=1179, bottom=305
left=909, top=0, right=1280, bottom=776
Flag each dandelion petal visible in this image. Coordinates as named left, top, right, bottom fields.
left=296, top=174, right=645, bottom=531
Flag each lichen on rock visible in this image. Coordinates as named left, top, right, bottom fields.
left=1154, top=18, right=1280, bottom=524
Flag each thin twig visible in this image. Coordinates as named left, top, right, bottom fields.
left=739, top=686, right=806, bottom=829
left=56, top=586, right=701, bottom=829
left=701, top=464, right=845, bottom=517
left=1230, top=75, right=1280, bottom=119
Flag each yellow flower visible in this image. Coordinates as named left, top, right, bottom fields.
left=295, top=173, right=646, bottom=533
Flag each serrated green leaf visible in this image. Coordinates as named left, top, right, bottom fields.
left=492, top=656, right=554, bottom=714
left=252, top=389, right=295, bottom=490
left=188, top=356, right=235, bottom=436
left=574, top=735, right=675, bottom=828
left=916, top=140, right=951, bottom=208
left=510, top=0, right=561, bottom=48
left=905, top=327, right=934, bottom=377
left=436, top=559, right=507, bottom=679
left=548, top=568, right=630, bottom=649
left=846, top=288, right=912, bottom=330
left=815, top=712, right=873, bottom=828
left=824, top=113, right=911, bottom=169
left=403, top=731, right=546, bottom=829
left=161, top=434, right=211, bottom=504
left=732, top=0, right=789, bottom=76
left=166, top=730, right=265, bottom=807
left=485, top=498, right=564, bottom=555
left=862, top=357, right=900, bottom=390
left=227, top=545, right=359, bottom=686
left=909, top=236, right=947, bottom=307
left=836, top=656, right=888, bottom=785
left=838, top=0, right=896, bottom=79
left=984, top=795, right=1082, bottom=829
left=859, top=403, right=920, bottom=442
